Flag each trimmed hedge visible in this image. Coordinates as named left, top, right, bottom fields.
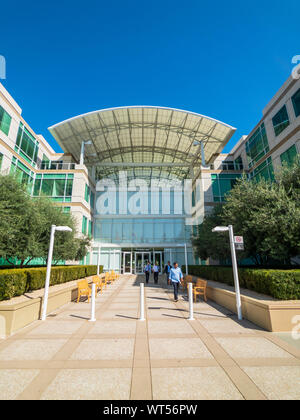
left=183, top=265, right=300, bottom=300
left=0, top=265, right=103, bottom=301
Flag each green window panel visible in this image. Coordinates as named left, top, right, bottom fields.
left=211, top=173, right=242, bottom=202
left=32, top=174, right=73, bottom=201
left=62, top=206, right=71, bottom=213
left=280, top=145, right=298, bottom=167
left=82, top=216, right=87, bottom=234
left=15, top=123, right=39, bottom=165
left=0, top=152, right=3, bottom=170
left=0, top=105, right=12, bottom=136
left=85, top=184, right=90, bottom=202
left=90, top=190, right=95, bottom=209
left=272, top=105, right=290, bottom=137
left=88, top=220, right=93, bottom=238
left=10, top=159, right=34, bottom=193
left=245, top=123, right=269, bottom=168
left=234, top=155, right=243, bottom=170
left=292, top=88, right=300, bottom=118
left=249, top=157, right=274, bottom=182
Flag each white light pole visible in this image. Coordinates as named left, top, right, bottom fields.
left=41, top=225, right=72, bottom=321
left=80, top=140, right=92, bottom=165
left=212, top=225, right=242, bottom=320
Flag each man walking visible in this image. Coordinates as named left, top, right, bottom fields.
left=164, top=261, right=172, bottom=285
left=168, top=262, right=183, bottom=302
left=144, top=261, right=151, bottom=284
left=152, top=261, right=159, bottom=284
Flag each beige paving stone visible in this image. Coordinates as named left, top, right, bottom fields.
left=0, top=369, right=40, bottom=400
left=41, top=368, right=132, bottom=400
left=242, top=366, right=300, bottom=400
left=70, top=338, right=135, bottom=360
left=28, top=321, right=84, bottom=336
left=88, top=321, right=137, bottom=335
left=151, top=367, right=243, bottom=400
left=149, top=338, right=213, bottom=359
left=0, top=339, right=67, bottom=361
left=198, top=319, right=253, bottom=334
left=101, top=310, right=138, bottom=320
left=216, top=337, right=295, bottom=359
left=108, top=303, right=138, bottom=309
left=148, top=320, right=196, bottom=335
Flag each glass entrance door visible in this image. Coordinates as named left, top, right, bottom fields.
left=123, top=252, right=132, bottom=274
left=154, top=251, right=163, bottom=274
left=134, top=252, right=151, bottom=274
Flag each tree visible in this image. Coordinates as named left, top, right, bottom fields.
left=192, top=205, right=231, bottom=262
left=0, top=175, right=39, bottom=266
left=192, top=162, right=300, bottom=266
left=0, top=175, right=90, bottom=266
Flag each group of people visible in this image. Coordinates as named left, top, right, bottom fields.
left=144, top=260, right=183, bottom=302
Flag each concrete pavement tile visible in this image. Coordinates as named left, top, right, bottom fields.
left=242, top=366, right=300, bottom=400
left=88, top=321, right=137, bottom=335
left=0, top=339, right=68, bottom=361
left=70, top=338, right=135, bottom=360
left=149, top=338, right=213, bottom=359
left=0, top=369, right=39, bottom=400
left=216, top=337, right=295, bottom=359
left=41, top=368, right=132, bottom=400
left=151, top=367, right=243, bottom=400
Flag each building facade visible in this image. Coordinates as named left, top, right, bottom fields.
left=0, top=75, right=299, bottom=272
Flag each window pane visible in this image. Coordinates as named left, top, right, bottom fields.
left=272, top=105, right=290, bottom=136
left=292, top=89, right=300, bottom=118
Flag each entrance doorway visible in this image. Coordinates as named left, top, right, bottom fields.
left=153, top=251, right=163, bottom=274
left=123, top=252, right=132, bottom=274
left=134, top=251, right=151, bottom=274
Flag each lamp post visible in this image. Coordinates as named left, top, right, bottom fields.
left=79, top=140, right=92, bottom=165
left=41, top=225, right=72, bottom=321
left=212, top=225, right=242, bottom=320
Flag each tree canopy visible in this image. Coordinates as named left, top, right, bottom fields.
left=193, top=161, right=300, bottom=266
left=0, top=175, right=90, bottom=267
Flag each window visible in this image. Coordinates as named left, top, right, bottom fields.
left=211, top=174, right=242, bottom=202
left=272, top=105, right=290, bottom=136
left=234, top=156, right=243, bottom=170
left=280, top=145, right=298, bottom=167
left=90, top=190, right=95, bottom=209
left=85, top=184, right=90, bottom=202
left=0, top=105, right=12, bottom=136
left=41, top=154, right=50, bottom=169
left=62, top=207, right=71, bottom=213
left=221, top=161, right=234, bottom=170
left=249, top=157, right=274, bottom=182
left=88, top=220, right=93, bottom=238
left=15, top=123, right=39, bottom=166
left=82, top=216, right=87, bottom=234
left=0, top=152, right=3, bottom=170
left=32, top=173, right=73, bottom=202
left=245, top=123, right=269, bottom=168
left=292, top=89, right=300, bottom=118
left=10, top=157, right=34, bottom=193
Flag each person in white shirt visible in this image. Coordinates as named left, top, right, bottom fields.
left=152, top=262, right=159, bottom=284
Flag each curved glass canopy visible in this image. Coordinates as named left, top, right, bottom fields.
left=49, top=106, right=236, bottom=181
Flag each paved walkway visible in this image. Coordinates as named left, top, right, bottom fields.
left=0, top=275, right=299, bottom=400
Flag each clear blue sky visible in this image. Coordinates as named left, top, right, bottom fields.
left=1, top=0, right=300, bottom=153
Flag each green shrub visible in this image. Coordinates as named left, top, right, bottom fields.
left=0, top=269, right=28, bottom=300
left=0, top=265, right=103, bottom=301
left=184, top=265, right=300, bottom=300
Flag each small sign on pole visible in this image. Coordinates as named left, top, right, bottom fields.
left=234, top=236, right=244, bottom=251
